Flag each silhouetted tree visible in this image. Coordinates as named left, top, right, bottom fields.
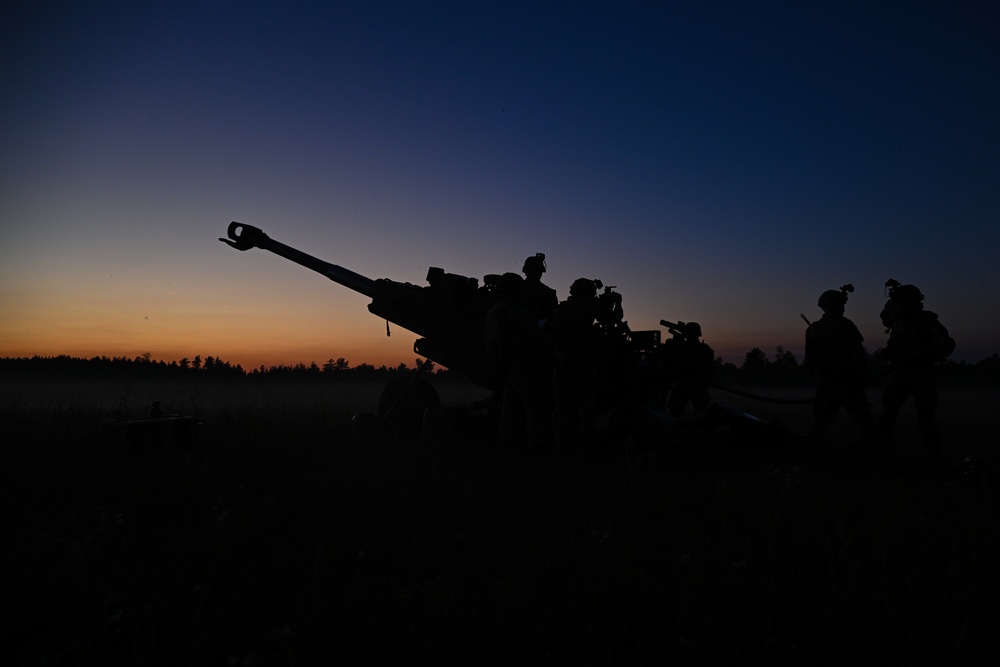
left=712, top=356, right=740, bottom=382
left=742, top=347, right=769, bottom=370
left=976, top=353, right=999, bottom=370
left=741, top=347, right=770, bottom=379
left=772, top=345, right=798, bottom=368
left=768, top=345, right=803, bottom=382
left=323, top=357, right=350, bottom=374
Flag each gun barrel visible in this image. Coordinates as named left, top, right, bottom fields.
left=221, top=222, right=377, bottom=298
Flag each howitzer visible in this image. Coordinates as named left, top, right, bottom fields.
left=220, top=222, right=501, bottom=388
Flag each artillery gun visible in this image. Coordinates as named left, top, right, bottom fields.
left=221, top=221, right=505, bottom=423
left=219, top=223, right=655, bottom=426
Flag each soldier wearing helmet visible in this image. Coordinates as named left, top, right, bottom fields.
left=663, top=322, right=715, bottom=419
left=804, top=284, right=874, bottom=446
left=569, top=277, right=597, bottom=299
left=877, top=280, right=955, bottom=467
left=485, top=272, right=552, bottom=449
left=817, top=289, right=848, bottom=312
left=520, top=253, right=558, bottom=326
left=545, top=278, right=605, bottom=451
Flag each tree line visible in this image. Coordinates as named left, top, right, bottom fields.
left=2, top=348, right=998, bottom=385
left=0, top=354, right=433, bottom=382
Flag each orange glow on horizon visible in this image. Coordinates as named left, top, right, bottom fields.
left=0, top=272, right=428, bottom=370
left=0, top=338, right=425, bottom=371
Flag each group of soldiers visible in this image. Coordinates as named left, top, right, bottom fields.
left=484, top=254, right=717, bottom=453
left=484, top=256, right=627, bottom=451
left=485, top=254, right=956, bottom=466
left=804, top=281, right=954, bottom=465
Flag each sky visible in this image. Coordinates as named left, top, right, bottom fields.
left=2, top=0, right=998, bottom=370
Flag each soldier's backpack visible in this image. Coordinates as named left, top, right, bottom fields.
left=925, top=312, right=955, bottom=362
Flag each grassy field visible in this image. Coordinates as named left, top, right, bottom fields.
left=8, top=377, right=1000, bottom=665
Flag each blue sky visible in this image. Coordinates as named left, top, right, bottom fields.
left=2, top=1, right=998, bottom=368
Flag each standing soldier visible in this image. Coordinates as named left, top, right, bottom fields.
left=485, top=273, right=552, bottom=450
left=520, top=253, right=559, bottom=325
left=663, top=322, right=715, bottom=418
left=652, top=324, right=684, bottom=409
left=877, top=281, right=955, bottom=467
left=546, top=278, right=603, bottom=452
left=803, top=285, right=874, bottom=446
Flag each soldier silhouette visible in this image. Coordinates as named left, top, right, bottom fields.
left=662, top=322, right=714, bottom=418
left=803, top=285, right=874, bottom=447
left=876, top=281, right=955, bottom=467
left=520, top=253, right=558, bottom=325
left=545, top=278, right=603, bottom=452
left=485, top=272, right=551, bottom=450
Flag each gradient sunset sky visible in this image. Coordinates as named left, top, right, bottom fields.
left=2, top=1, right=997, bottom=370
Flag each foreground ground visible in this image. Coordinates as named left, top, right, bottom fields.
left=8, top=378, right=1000, bottom=665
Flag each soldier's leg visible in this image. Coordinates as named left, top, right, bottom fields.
left=808, top=382, right=841, bottom=444
left=665, top=385, right=687, bottom=419
left=691, top=383, right=711, bottom=413
left=552, top=362, right=576, bottom=450
left=498, top=378, right=527, bottom=448
left=912, top=375, right=941, bottom=464
left=577, top=367, right=599, bottom=452
left=842, top=386, right=875, bottom=443
left=510, top=366, right=552, bottom=450
left=877, top=376, right=911, bottom=454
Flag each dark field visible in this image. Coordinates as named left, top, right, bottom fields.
left=8, top=377, right=1000, bottom=665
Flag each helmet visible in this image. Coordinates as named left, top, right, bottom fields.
left=686, top=322, right=702, bottom=338
left=569, top=278, right=597, bottom=299
left=892, top=284, right=924, bottom=305
left=497, top=272, right=524, bottom=297
left=522, top=253, right=546, bottom=276
left=818, top=289, right=847, bottom=311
